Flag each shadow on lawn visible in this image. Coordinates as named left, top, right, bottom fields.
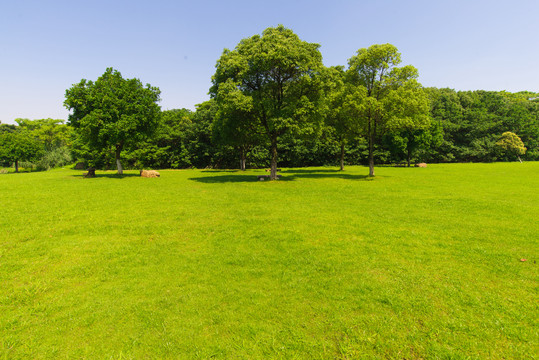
left=189, top=174, right=294, bottom=183
left=281, top=169, right=342, bottom=173
left=189, top=169, right=373, bottom=183
left=200, top=169, right=239, bottom=173
left=71, top=173, right=141, bottom=179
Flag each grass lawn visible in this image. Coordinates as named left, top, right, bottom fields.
left=0, top=163, right=537, bottom=359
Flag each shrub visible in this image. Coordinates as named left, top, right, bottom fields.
left=35, top=147, right=72, bottom=171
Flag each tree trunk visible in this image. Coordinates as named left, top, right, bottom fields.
left=340, top=142, right=345, bottom=171
left=367, top=115, right=375, bottom=177
left=518, top=155, right=522, bottom=163
left=240, top=148, right=246, bottom=171
left=407, top=146, right=412, bottom=167
left=270, top=136, right=278, bottom=180
left=368, top=136, right=375, bottom=177
left=115, top=144, right=123, bottom=175
left=15, top=160, right=19, bottom=173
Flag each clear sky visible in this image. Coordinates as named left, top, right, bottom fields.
left=1, top=0, right=538, bottom=124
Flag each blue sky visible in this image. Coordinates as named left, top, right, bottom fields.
left=1, top=0, right=538, bottom=124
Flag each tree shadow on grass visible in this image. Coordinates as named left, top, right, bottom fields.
left=189, top=169, right=376, bottom=183
left=189, top=174, right=295, bottom=183
left=291, top=172, right=372, bottom=181
left=283, top=169, right=378, bottom=180
left=281, top=169, right=342, bottom=174
left=71, top=173, right=141, bottom=179
left=200, top=169, right=240, bottom=173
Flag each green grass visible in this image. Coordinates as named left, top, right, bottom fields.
left=0, top=163, right=537, bottom=359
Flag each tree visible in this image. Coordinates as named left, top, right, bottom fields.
left=347, top=44, right=430, bottom=176
left=384, top=117, right=444, bottom=167
left=64, top=68, right=161, bottom=174
left=210, top=25, right=324, bottom=180
left=496, top=131, right=526, bottom=162
left=126, top=108, right=194, bottom=169
left=0, top=129, right=43, bottom=172
left=322, top=66, right=366, bottom=170
left=212, top=91, right=265, bottom=171
left=15, top=118, right=72, bottom=152
left=186, top=100, right=220, bottom=169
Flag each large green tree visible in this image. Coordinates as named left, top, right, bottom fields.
left=347, top=44, right=430, bottom=176
left=64, top=68, right=161, bottom=174
left=210, top=25, right=325, bottom=179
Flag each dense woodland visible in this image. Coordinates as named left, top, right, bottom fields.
left=1, top=26, right=538, bottom=173
left=1, top=88, right=537, bottom=172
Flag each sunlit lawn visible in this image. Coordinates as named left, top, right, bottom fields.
left=0, top=163, right=537, bottom=359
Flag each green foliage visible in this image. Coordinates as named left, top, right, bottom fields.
left=124, top=108, right=194, bottom=169
left=426, top=88, right=539, bottom=162
left=383, top=121, right=443, bottom=166
left=496, top=131, right=526, bottom=161
left=321, top=66, right=366, bottom=169
left=60, top=87, right=538, bottom=170
left=15, top=118, right=72, bottom=151
left=0, top=129, right=43, bottom=171
left=0, top=123, right=18, bottom=134
left=211, top=25, right=325, bottom=178
left=34, top=146, right=72, bottom=171
left=347, top=44, right=430, bottom=175
left=186, top=100, right=221, bottom=168
left=69, top=135, right=115, bottom=169
left=212, top=90, right=266, bottom=170
left=9, top=118, right=75, bottom=171
left=64, top=67, right=161, bottom=174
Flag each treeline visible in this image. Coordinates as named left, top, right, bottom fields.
left=424, top=88, right=538, bottom=162
left=0, top=119, right=72, bottom=172
left=70, top=88, right=539, bottom=169
left=122, top=88, right=539, bottom=168
left=2, top=87, right=537, bottom=172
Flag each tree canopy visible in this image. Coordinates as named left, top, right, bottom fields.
left=210, top=25, right=325, bottom=179
left=347, top=44, right=431, bottom=176
left=0, top=129, right=43, bottom=172
left=64, top=68, right=161, bottom=174
left=496, top=131, right=526, bottom=162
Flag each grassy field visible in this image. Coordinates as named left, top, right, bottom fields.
left=0, top=163, right=537, bottom=359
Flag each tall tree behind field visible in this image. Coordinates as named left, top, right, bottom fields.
left=347, top=44, right=430, bottom=176
left=211, top=25, right=325, bottom=180
left=64, top=68, right=161, bottom=174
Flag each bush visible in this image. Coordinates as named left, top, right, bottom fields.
left=35, top=147, right=72, bottom=171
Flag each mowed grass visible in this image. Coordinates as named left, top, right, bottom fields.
left=0, top=163, right=537, bottom=359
